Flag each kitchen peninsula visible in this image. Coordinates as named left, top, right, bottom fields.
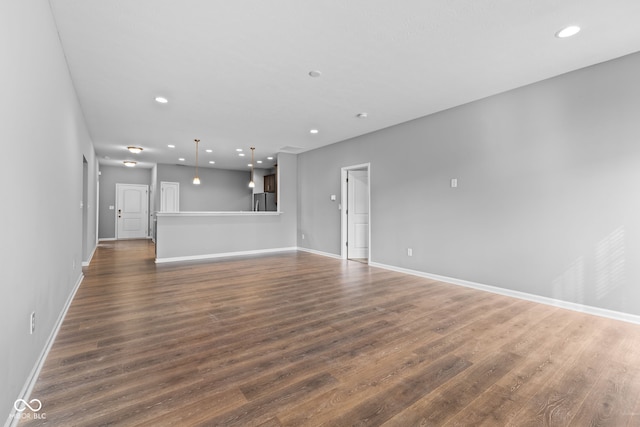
left=154, top=153, right=297, bottom=263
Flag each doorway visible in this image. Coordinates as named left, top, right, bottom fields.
left=115, top=183, right=149, bottom=239
left=160, top=181, right=180, bottom=212
left=82, top=156, right=89, bottom=263
left=341, top=163, right=371, bottom=263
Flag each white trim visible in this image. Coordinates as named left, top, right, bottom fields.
left=6, top=273, right=84, bottom=427
left=155, top=247, right=297, bottom=264
left=341, top=163, right=371, bottom=261
left=369, top=261, right=640, bottom=325
left=81, top=244, right=97, bottom=267
left=160, top=181, right=180, bottom=213
left=156, top=211, right=281, bottom=217
left=99, top=237, right=117, bottom=241
left=297, top=247, right=343, bottom=260
left=115, top=183, right=149, bottom=240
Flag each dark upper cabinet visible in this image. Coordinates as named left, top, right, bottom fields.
left=264, top=174, right=276, bottom=193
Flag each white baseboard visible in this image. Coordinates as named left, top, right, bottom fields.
left=81, top=245, right=97, bottom=267
left=276, top=247, right=640, bottom=325
left=99, top=237, right=152, bottom=243
left=296, top=247, right=343, bottom=260
left=155, top=247, right=298, bottom=264
left=6, top=273, right=84, bottom=427
left=369, top=261, right=640, bottom=325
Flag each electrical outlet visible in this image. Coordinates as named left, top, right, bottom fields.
left=30, top=312, right=36, bottom=334
left=407, top=248, right=413, bottom=257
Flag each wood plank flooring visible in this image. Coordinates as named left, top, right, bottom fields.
left=20, top=239, right=640, bottom=426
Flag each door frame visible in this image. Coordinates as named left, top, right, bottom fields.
left=160, top=181, right=180, bottom=212
left=115, top=183, right=149, bottom=239
left=341, top=163, right=371, bottom=261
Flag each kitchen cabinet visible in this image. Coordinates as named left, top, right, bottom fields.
left=264, top=174, right=276, bottom=193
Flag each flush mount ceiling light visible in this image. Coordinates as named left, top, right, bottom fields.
left=308, top=70, right=322, bottom=78
left=356, top=112, right=368, bottom=119
left=209, top=160, right=215, bottom=164
left=193, top=139, right=201, bottom=185
left=127, top=146, right=143, bottom=154
left=168, top=144, right=175, bottom=148
left=267, top=156, right=274, bottom=160
left=310, top=129, right=319, bottom=134
left=239, top=153, right=245, bottom=157
left=178, top=157, right=185, bottom=161
left=206, top=149, right=212, bottom=153
left=556, top=25, right=581, bottom=38
left=249, top=147, right=256, bottom=188
left=123, top=160, right=137, bottom=167
left=257, top=160, right=263, bottom=164
left=155, top=96, right=168, bottom=103
left=236, top=148, right=243, bottom=152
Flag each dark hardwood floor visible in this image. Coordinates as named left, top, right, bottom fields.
left=20, top=240, right=640, bottom=426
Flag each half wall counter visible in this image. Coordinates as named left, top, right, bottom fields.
left=155, top=211, right=297, bottom=263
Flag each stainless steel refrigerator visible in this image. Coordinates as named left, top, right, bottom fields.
left=253, top=192, right=277, bottom=211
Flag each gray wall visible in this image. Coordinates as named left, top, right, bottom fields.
left=0, top=0, right=98, bottom=423
left=155, top=164, right=253, bottom=212
left=98, top=165, right=152, bottom=239
left=298, top=51, right=640, bottom=317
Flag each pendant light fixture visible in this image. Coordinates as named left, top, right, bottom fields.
left=193, top=139, right=201, bottom=185
left=249, top=147, right=255, bottom=188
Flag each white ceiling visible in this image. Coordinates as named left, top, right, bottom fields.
left=49, top=0, right=640, bottom=170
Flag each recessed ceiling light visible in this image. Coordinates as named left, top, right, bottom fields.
left=155, top=96, right=168, bottom=103
left=248, top=163, right=253, bottom=167
left=267, top=156, right=274, bottom=160
left=239, top=153, right=245, bottom=157
left=123, top=161, right=137, bottom=167
left=168, top=144, right=175, bottom=148
left=310, top=129, right=319, bottom=134
left=178, top=158, right=185, bottom=161
left=127, top=146, right=143, bottom=154
left=357, top=112, right=368, bottom=119
left=209, top=160, right=215, bottom=164
left=236, top=148, right=243, bottom=152
left=257, top=160, right=263, bottom=164
left=308, top=70, right=322, bottom=78
left=556, top=25, right=581, bottom=38
left=206, top=149, right=212, bottom=153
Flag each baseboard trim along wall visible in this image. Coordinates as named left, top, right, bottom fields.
left=291, top=248, right=640, bottom=325
left=368, top=261, right=640, bottom=326
left=296, top=247, right=344, bottom=260
left=155, top=247, right=298, bottom=264
left=81, top=245, right=97, bottom=267
left=7, top=273, right=84, bottom=427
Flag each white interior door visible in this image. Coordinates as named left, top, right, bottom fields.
left=347, top=170, right=369, bottom=260
left=116, top=183, right=149, bottom=239
left=160, top=181, right=180, bottom=212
